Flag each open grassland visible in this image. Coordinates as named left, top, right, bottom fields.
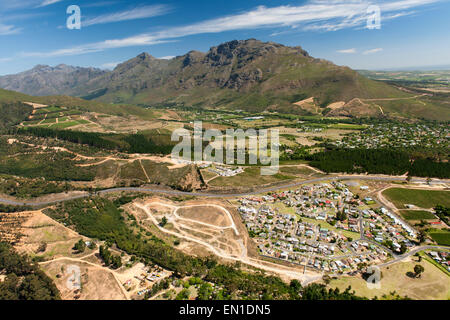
left=278, top=165, right=322, bottom=177
left=382, top=188, right=450, bottom=209
left=1, top=210, right=94, bottom=261
left=208, top=166, right=294, bottom=188
left=40, top=259, right=126, bottom=300
left=328, top=258, right=450, bottom=300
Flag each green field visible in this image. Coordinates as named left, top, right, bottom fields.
left=327, top=123, right=367, bottom=130
left=429, top=231, right=450, bottom=246
left=49, top=121, right=80, bottom=129
left=22, top=120, right=41, bottom=125
left=399, top=210, right=437, bottom=220
left=34, top=106, right=64, bottom=114
left=382, top=188, right=450, bottom=209
left=41, top=118, right=57, bottom=124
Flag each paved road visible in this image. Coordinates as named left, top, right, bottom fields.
left=1, top=175, right=448, bottom=207
left=377, top=245, right=450, bottom=268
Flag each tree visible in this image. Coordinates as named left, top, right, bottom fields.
left=73, top=239, right=86, bottom=253
left=399, top=243, right=407, bottom=254
left=336, top=211, right=347, bottom=221
left=160, top=216, right=168, bottom=227
left=99, top=245, right=111, bottom=265
left=413, top=264, right=425, bottom=278
left=37, top=242, right=47, bottom=253
left=418, top=231, right=427, bottom=244
left=197, top=282, right=213, bottom=300
left=0, top=242, right=60, bottom=300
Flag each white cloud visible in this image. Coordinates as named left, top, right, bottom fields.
left=38, top=0, right=64, bottom=7
left=21, top=36, right=172, bottom=58
left=100, top=62, right=120, bottom=69
left=83, top=5, right=171, bottom=27
left=337, top=48, right=357, bottom=53
left=0, top=23, right=21, bottom=35
left=0, top=0, right=64, bottom=10
left=159, top=56, right=175, bottom=60
left=363, top=48, right=383, bottom=54
left=20, top=0, right=444, bottom=57
left=381, top=0, right=441, bottom=11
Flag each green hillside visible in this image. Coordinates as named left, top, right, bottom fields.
left=0, top=88, right=157, bottom=122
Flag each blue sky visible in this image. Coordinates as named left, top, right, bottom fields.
left=0, top=0, right=449, bottom=75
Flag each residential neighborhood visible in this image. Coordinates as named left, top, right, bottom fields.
left=237, top=181, right=423, bottom=274
left=333, top=123, right=449, bottom=149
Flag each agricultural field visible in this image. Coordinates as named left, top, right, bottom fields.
left=23, top=106, right=92, bottom=130
left=275, top=125, right=361, bottom=147
left=359, top=70, right=450, bottom=92
left=399, top=210, right=437, bottom=221
left=428, top=230, right=450, bottom=246
left=382, top=188, right=450, bottom=209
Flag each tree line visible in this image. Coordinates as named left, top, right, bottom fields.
left=0, top=242, right=60, bottom=300
left=305, top=148, right=449, bottom=178
left=15, top=127, right=174, bottom=155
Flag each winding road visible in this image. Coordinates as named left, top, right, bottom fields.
left=1, top=174, right=448, bottom=207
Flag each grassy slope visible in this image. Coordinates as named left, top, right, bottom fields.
left=0, top=89, right=35, bottom=130
left=0, top=88, right=157, bottom=121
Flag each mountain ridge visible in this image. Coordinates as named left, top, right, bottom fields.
left=0, top=39, right=448, bottom=120
left=0, top=64, right=107, bottom=97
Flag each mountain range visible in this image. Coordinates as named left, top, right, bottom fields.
left=1, top=39, right=448, bottom=120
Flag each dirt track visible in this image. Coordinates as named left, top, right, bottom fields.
left=135, top=201, right=321, bottom=284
